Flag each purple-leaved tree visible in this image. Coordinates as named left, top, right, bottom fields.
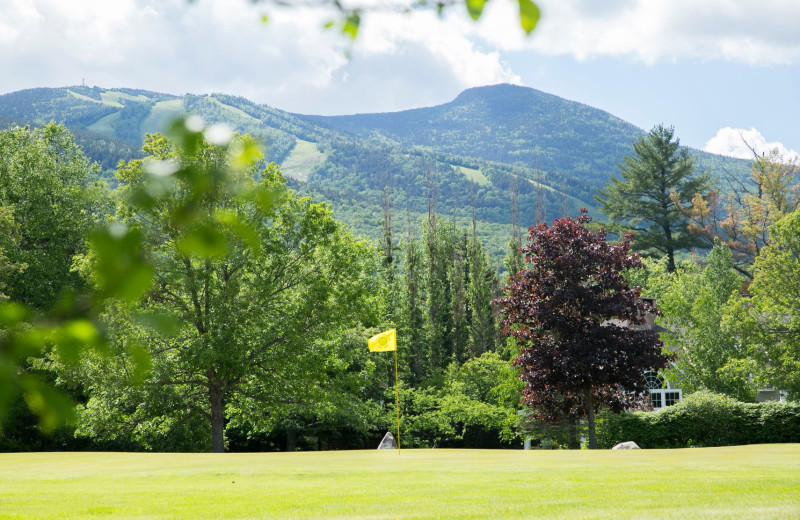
left=497, top=209, right=671, bottom=448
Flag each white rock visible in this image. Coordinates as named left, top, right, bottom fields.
left=612, top=441, right=641, bottom=450
left=377, top=432, right=397, bottom=450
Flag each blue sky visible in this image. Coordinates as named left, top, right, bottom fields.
left=1, top=0, right=798, bottom=158
left=507, top=54, right=800, bottom=154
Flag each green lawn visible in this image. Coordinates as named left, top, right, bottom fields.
left=281, top=139, right=327, bottom=181
left=1, top=445, right=798, bottom=519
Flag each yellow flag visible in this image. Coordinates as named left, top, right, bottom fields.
left=368, top=329, right=396, bottom=352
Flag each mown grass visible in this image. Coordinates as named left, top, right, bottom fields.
left=281, top=139, right=327, bottom=181
left=1, top=445, right=798, bottom=519
left=456, top=165, right=490, bottom=186
left=141, top=99, right=185, bottom=136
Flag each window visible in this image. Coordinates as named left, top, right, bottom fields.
left=643, top=370, right=664, bottom=390
left=650, top=392, right=662, bottom=409
left=649, top=389, right=682, bottom=410
left=665, top=391, right=680, bottom=407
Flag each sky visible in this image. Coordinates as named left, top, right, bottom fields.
left=1, top=0, right=799, bottom=159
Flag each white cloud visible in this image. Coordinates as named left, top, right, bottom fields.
left=704, top=127, right=799, bottom=161
left=2, top=0, right=799, bottom=117
left=0, top=0, right=518, bottom=115
left=470, top=0, right=800, bottom=65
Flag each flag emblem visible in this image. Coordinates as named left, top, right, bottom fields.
left=368, top=329, right=396, bottom=352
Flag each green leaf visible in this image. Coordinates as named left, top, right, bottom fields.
left=167, top=116, right=205, bottom=156
left=20, top=374, right=76, bottom=433
left=518, top=0, right=540, bottom=34
left=229, top=137, right=263, bottom=170
left=251, top=185, right=283, bottom=214
left=90, top=226, right=154, bottom=303
left=216, top=209, right=261, bottom=252
left=342, top=11, right=361, bottom=39
left=11, top=328, right=48, bottom=361
left=132, top=312, right=181, bottom=338
left=178, top=224, right=230, bottom=258
left=53, top=319, right=102, bottom=364
left=466, top=0, right=487, bottom=21
left=129, top=343, right=153, bottom=383
left=0, top=302, right=29, bottom=328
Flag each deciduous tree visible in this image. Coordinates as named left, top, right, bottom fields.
left=0, top=123, right=106, bottom=308
left=726, top=208, right=800, bottom=399
left=639, top=247, right=756, bottom=401
left=59, top=132, right=376, bottom=452
left=686, top=147, right=799, bottom=278
left=497, top=209, right=670, bottom=448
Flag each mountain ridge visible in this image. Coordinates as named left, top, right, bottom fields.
left=0, top=83, right=752, bottom=266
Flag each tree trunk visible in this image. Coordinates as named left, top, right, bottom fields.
left=667, top=248, right=676, bottom=273
left=209, top=381, right=225, bottom=453
left=568, top=414, right=581, bottom=450
left=584, top=389, right=597, bottom=449
left=664, top=223, right=676, bottom=273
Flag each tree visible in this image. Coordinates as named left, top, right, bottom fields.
left=0, top=123, right=108, bottom=432
left=726, top=208, right=800, bottom=399
left=0, top=205, right=24, bottom=302
left=58, top=132, right=376, bottom=452
left=0, top=123, right=106, bottom=308
left=686, top=147, right=799, bottom=278
left=467, top=234, right=496, bottom=357
left=596, top=124, right=712, bottom=272
left=497, top=209, right=671, bottom=448
left=638, top=247, right=756, bottom=401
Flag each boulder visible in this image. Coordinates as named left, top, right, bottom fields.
left=612, top=441, right=641, bottom=450
left=377, top=432, right=397, bottom=450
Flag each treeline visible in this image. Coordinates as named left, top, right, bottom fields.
left=0, top=122, right=526, bottom=453
left=2, top=118, right=798, bottom=453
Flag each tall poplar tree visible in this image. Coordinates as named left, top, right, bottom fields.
left=595, top=124, right=711, bottom=272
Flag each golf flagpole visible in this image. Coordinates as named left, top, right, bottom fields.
left=368, top=328, right=400, bottom=454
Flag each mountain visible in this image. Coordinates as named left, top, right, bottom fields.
left=300, top=83, right=749, bottom=186
left=0, top=84, right=752, bottom=266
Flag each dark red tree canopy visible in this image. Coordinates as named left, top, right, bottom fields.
left=498, top=209, right=672, bottom=422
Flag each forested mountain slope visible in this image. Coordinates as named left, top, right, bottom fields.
left=301, top=83, right=750, bottom=185
left=0, top=84, right=751, bottom=265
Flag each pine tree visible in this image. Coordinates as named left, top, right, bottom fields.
left=595, top=124, right=712, bottom=272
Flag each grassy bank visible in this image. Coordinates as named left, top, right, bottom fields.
left=1, top=445, right=798, bottom=519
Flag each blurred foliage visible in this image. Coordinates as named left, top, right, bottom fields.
left=0, top=116, right=279, bottom=435
left=248, top=0, right=540, bottom=40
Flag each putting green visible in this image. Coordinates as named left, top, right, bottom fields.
left=1, top=445, right=798, bottom=519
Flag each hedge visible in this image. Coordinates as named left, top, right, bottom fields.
left=597, top=391, right=800, bottom=449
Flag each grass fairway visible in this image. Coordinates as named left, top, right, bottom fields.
left=1, top=445, right=798, bottom=519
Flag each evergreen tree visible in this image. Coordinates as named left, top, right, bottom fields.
left=450, top=229, right=470, bottom=364
left=400, top=234, right=426, bottom=383
left=468, top=235, right=496, bottom=357
left=423, top=216, right=454, bottom=377
left=595, top=124, right=712, bottom=272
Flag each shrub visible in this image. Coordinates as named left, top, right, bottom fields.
left=597, top=391, right=800, bottom=448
